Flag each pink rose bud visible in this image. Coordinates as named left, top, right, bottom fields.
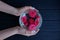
left=29, top=9, right=37, bottom=18
left=28, top=24, right=36, bottom=31
left=21, top=16, right=27, bottom=23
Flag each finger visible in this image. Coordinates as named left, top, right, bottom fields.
left=36, top=29, right=40, bottom=32
left=25, top=30, right=31, bottom=34
left=28, top=29, right=40, bottom=36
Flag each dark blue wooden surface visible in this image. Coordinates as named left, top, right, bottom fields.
left=0, top=0, right=60, bottom=40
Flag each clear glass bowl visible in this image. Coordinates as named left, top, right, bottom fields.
left=19, top=7, right=42, bottom=32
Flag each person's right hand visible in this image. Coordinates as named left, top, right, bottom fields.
left=17, top=26, right=40, bottom=36
left=15, top=6, right=34, bottom=16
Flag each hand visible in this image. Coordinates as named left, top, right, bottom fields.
left=17, top=26, right=40, bottom=36
left=15, top=6, right=33, bottom=16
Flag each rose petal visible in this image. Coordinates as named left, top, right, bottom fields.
left=28, top=24, right=36, bottom=31
left=35, top=18, right=39, bottom=26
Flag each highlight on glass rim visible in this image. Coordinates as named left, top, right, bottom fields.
left=19, top=7, right=42, bottom=33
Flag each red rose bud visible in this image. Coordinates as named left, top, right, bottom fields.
left=29, top=9, right=37, bottom=18
left=35, top=18, right=39, bottom=26
left=28, top=24, right=36, bottom=31
left=29, top=18, right=34, bottom=24
left=21, top=16, right=27, bottom=23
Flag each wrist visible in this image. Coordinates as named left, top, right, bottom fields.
left=0, top=26, right=19, bottom=40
